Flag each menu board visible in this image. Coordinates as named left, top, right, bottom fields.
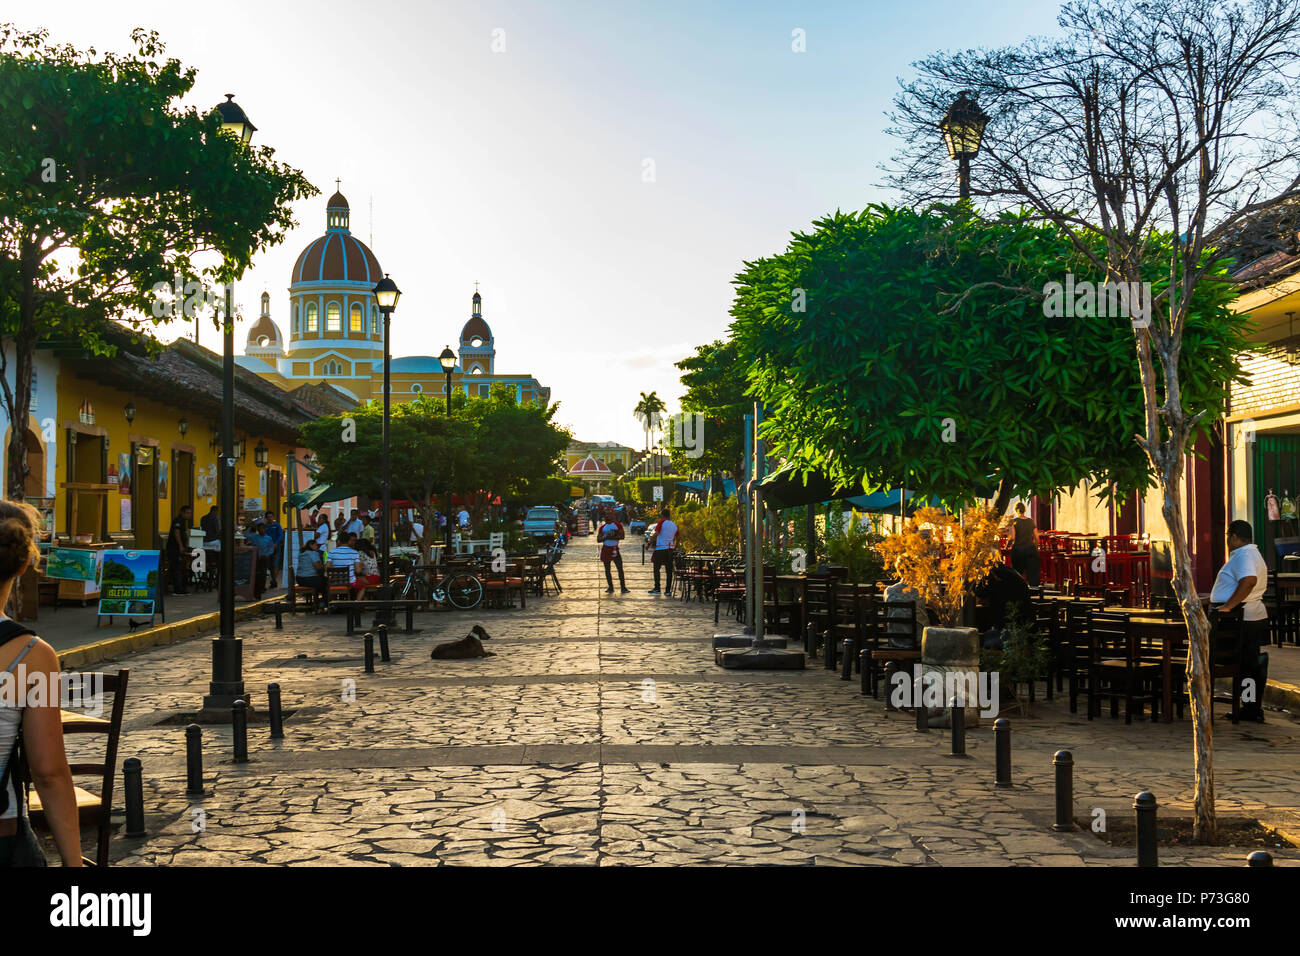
left=231, top=546, right=258, bottom=601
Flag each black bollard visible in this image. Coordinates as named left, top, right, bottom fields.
left=994, top=718, right=1012, bottom=788
left=185, top=724, right=204, bottom=795
left=267, top=683, right=284, bottom=740
left=805, top=623, right=815, bottom=657
left=860, top=649, right=871, bottom=696
left=1134, top=791, right=1158, bottom=867
left=914, top=672, right=928, bottom=732
left=232, top=699, right=249, bottom=764
left=1247, top=851, right=1273, bottom=867
left=123, top=757, right=146, bottom=837
left=378, top=624, right=391, bottom=663
left=824, top=632, right=837, bottom=671
left=840, top=638, right=854, bottom=681
left=1052, top=750, right=1074, bottom=831
left=948, top=696, right=968, bottom=756
left=364, top=632, right=375, bottom=673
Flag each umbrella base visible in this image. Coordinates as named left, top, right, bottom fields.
left=715, top=646, right=805, bottom=669
left=713, top=633, right=788, bottom=649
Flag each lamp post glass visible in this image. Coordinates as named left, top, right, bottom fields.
left=940, top=90, right=988, bottom=199
left=439, top=346, right=456, bottom=561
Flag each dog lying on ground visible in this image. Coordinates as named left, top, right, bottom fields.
left=430, top=632, right=495, bottom=659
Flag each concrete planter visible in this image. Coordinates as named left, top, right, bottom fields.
left=921, top=625, right=982, bottom=729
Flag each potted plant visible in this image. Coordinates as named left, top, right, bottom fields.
left=877, top=507, right=1004, bottom=721
left=981, top=606, right=1053, bottom=717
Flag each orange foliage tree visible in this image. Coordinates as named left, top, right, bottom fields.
left=876, top=507, right=1003, bottom=628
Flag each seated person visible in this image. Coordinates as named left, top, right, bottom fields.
left=328, top=532, right=366, bottom=597
left=295, top=539, right=328, bottom=606
left=976, top=561, right=1035, bottom=649
left=357, top=540, right=382, bottom=588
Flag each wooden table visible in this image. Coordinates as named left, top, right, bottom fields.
left=1127, top=615, right=1188, bottom=723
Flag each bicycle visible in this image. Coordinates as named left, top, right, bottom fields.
left=397, top=562, right=484, bottom=611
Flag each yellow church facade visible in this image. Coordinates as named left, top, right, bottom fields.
left=237, top=190, right=550, bottom=407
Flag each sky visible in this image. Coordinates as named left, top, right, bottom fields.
left=9, top=0, right=1068, bottom=448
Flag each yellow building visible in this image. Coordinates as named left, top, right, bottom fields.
left=48, top=332, right=316, bottom=551
left=237, top=189, right=550, bottom=406
left=564, top=441, right=636, bottom=472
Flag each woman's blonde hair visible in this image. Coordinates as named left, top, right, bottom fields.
left=0, top=499, right=41, bottom=581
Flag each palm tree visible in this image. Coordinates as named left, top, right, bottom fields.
left=633, top=391, right=666, bottom=453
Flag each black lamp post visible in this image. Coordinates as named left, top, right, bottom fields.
left=374, top=274, right=401, bottom=590
left=939, top=90, right=988, bottom=201
left=203, top=94, right=255, bottom=716
left=439, top=346, right=457, bottom=561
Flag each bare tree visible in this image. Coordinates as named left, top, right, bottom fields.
left=886, top=0, right=1300, bottom=842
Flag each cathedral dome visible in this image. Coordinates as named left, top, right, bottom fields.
left=246, top=292, right=282, bottom=355
left=291, top=188, right=382, bottom=285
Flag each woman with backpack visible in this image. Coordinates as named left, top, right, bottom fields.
left=0, top=500, right=82, bottom=866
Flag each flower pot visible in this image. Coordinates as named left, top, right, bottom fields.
left=921, top=625, right=984, bottom=728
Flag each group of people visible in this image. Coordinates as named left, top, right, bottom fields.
left=293, top=530, right=382, bottom=607
left=163, top=505, right=286, bottom=597
left=594, top=507, right=678, bottom=595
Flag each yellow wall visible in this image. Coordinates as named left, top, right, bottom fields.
left=55, top=373, right=299, bottom=544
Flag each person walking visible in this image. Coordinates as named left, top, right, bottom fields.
left=1008, top=502, right=1040, bottom=586
left=0, top=501, right=83, bottom=867
left=263, top=510, right=284, bottom=588
left=599, top=513, right=629, bottom=593
left=1210, top=519, right=1270, bottom=722
left=648, top=507, right=678, bottom=596
left=166, top=504, right=193, bottom=595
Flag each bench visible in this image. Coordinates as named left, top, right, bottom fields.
left=342, top=599, right=424, bottom=635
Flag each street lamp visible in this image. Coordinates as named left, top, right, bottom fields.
left=374, top=273, right=401, bottom=592
left=178, top=417, right=189, bottom=437
left=939, top=90, right=988, bottom=201
left=203, top=94, right=255, bottom=716
left=123, top=401, right=136, bottom=425
left=439, top=346, right=457, bottom=561
left=254, top=439, right=268, bottom=469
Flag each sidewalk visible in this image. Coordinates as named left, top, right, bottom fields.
left=49, top=535, right=1300, bottom=866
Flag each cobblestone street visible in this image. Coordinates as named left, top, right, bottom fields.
left=63, top=536, right=1300, bottom=866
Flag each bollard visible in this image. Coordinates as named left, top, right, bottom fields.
left=1134, top=791, right=1158, bottom=867
left=123, top=757, right=146, bottom=837
left=914, top=672, right=927, bottom=732
left=378, top=624, right=391, bottom=663
left=824, top=632, right=837, bottom=671
left=994, top=718, right=1012, bottom=788
left=267, top=683, right=284, bottom=740
left=1247, top=851, right=1273, bottom=867
left=948, top=696, right=968, bottom=756
left=185, top=724, right=204, bottom=795
left=364, top=632, right=375, bottom=673
left=860, top=649, right=871, bottom=696
left=840, top=638, right=854, bottom=681
left=1052, top=750, right=1074, bottom=831
left=232, top=699, right=249, bottom=764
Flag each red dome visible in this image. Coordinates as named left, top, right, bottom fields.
left=292, top=232, right=382, bottom=285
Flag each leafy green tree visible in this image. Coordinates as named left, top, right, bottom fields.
left=673, top=338, right=748, bottom=494
left=730, top=205, right=1248, bottom=513
left=460, top=384, right=572, bottom=521
left=0, top=25, right=314, bottom=498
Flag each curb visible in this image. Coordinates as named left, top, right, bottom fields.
left=57, top=597, right=282, bottom=670
left=1266, top=679, right=1300, bottom=714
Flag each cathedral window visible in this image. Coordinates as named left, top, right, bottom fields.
left=411, top=383, right=423, bottom=394
left=292, top=303, right=299, bottom=333
left=371, top=305, right=378, bottom=333
left=306, top=302, right=318, bottom=332
left=350, top=303, right=363, bottom=332
left=326, top=302, right=341, bottom=331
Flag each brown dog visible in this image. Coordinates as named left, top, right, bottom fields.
left=430, top=634, right=495, bottom=659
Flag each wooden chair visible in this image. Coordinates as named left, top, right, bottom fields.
left=869, top=600, right=920, bottom=699
left=27, top=668, right=129, bottom=867
left=802, top=578, right=833, bottom=656
left=482, top=559, right=527, bottom=609
left=1208, top=609, right=1246, bottom=724
left=712, top=565, right=745, bottom=625
left=1087, top=610, right=1160, bottom=724
left=828, top=583, right=865, bottom=672
left=325, top=566, right=354, bottom=606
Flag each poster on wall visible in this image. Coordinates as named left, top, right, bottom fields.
left=118, top=453, right=132, bottom=495
left=45, top=547, right=103, bottom=583
left=258, top=470, right=266, bottom=496
left=120, top=498, right=132, bottom=532
left=196, top=463, right=217, bottom=499
left=157, top=460, right=169, bottom=498
left=97, top=549, right=163, bottom=621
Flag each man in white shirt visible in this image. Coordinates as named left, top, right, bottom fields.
left=328, top=532, right=366, bottom=596
left=648, top=508, right=678, bottom=595
left=1209, top=519, right=1269, bottom=722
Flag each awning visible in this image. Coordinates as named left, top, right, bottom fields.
left=678, top=478, right=737, bottom=499
left=287, top=483, right=357, bottom=510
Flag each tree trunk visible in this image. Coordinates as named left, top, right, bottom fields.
left=1158, top=453, right=1217, bottom=843
left=6, top=237, right=38, bottom=503
left=992, top=475, right=1014, bottom=517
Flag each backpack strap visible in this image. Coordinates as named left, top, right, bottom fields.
left=0, top=624, right=38, bottom=819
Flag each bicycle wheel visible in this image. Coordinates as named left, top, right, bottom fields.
left=444, top=572, right=484, bottom=610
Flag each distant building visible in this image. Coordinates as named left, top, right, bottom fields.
left=238, top=188, right=550, bottom=406
left=564, top=441, right=636, bottom=473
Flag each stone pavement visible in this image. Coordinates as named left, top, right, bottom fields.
left=53, top=535, right=1300, bottom=866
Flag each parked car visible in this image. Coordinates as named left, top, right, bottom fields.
left=523, top=506, right=561, bottom=539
